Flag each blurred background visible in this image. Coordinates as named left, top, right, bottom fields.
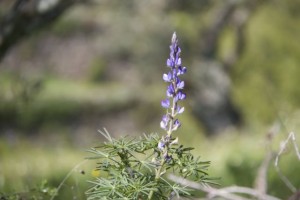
left=0, top=0, right=300, bottom=199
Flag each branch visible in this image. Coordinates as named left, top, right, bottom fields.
left=0, top=0, right=88, bottom=61
left=222, top=0, right=260, bottom=71
left=201, top=1, right=236, bottom=59
left=254, top=123, right=280, bottom=194
left=168, top=174, right=280, bottom=200
left=275, top=132, right=300, bottom=193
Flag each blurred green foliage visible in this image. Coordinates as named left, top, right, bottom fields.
left=87, top=58, right=107, bottom=83
left=232, top=3, right=300, bottom=125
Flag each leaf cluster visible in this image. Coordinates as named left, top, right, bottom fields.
left=86, top=130, right=211, bottom=200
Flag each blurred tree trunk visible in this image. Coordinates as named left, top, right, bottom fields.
left=0, top=0, right=87, bottom=61
left=190, top=1, right=259, bottom=135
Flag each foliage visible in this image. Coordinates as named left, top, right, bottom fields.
left=86, top=130, right=211, bottom=200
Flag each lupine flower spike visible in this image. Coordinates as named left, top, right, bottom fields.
left=158, top=32, right=187, bottom=159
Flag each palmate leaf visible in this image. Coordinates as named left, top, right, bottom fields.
left=86, top=176, right=127, bottom=199
left=86, top=170, right=159, bottom=200
left=86, top=130, right=212, bottom=199
left=136, top=160, right=156, bottom=172
left=160, top=177, right=192, bottom=198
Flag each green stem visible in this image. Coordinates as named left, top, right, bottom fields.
left=148, top=158, right=166, bottom=200
left=149, top=80, right=178, bottom=199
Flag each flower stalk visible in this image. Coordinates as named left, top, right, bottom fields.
left=148, top=32, right=187, bottom=200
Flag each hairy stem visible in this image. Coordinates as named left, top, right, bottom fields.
left=148, top=157, right=166, bottom=200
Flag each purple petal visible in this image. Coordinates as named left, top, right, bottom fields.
left=178, top=91, right=186, bottom=100
left=172, top=119, right=181, bottom=131
left=164, top=153, right=172, bottom=162
left=163, top=74, right=169, bottom=82
left=160, top=120, right=168, bottom=130
left=158, top=140, right=165, bottom=151
left=167, top=84, right=175, bottom=97
left=177, top=66, right=187, bottom=75
left=160, top=115, right=170, bottom=130
left=175, top=91, right=186, bottom=102
left=176, top=58, right=181, bottom=66
left=177, top=80, right=184, bottom=89
left=177, top=106, right=184, bottom=114
left=162, top=114, right=169, bottom=123
left=176, top=47, right=181, bottom=54
left=161, top=99, right=170, bottom=108
left=163, top=72, right=172, bottom=82
left=167, top=59, right=174, bottom=67
left=174, top=119, right=180, bottom=126
left=170, top=45, right=176, bottom=56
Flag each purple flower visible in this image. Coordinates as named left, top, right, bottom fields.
left=160, top=32, right=187, bottom=132
left=163, top=72, right=172, bottom=82
left=164, top=153, right=173, bottom=162
left=161, top=99, right=170, bottom=108
left=172, top=119, right=181, bottom=131
left=176, top=105, right=184, bottom=114
left=176, top=78, right=184, bottom=89
left=166, top=84, right=175, bottom=97
left=177, top=66, right=187, bottom=75
left=160, top=121, right=167, bottom=130
left=158, top=140, right=165, bottom=151
left=162, top=115, right=169, bottom=123
left=160, top=115, right=169, bottom=130
left=167, top=59, right=174, bottom=68
left=176, top=58, right=181, bottom=66
left=175, top=91, right=186, bottom=102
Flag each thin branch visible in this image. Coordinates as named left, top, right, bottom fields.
left=254, top=123, right=280, bottom=194
left=201, top=1, right=236, bottom=59
left=168, top=174, right=281, bottom=200
left=275, top=132, right=300, bottom=193
left=254, top=152, right=273, bottom=195
left=0, top=0, right=89, bottom=61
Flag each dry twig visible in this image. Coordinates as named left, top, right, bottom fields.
left=275, top=132, right=300, bottom=193
left=168, top=174, right=280, bottom=200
